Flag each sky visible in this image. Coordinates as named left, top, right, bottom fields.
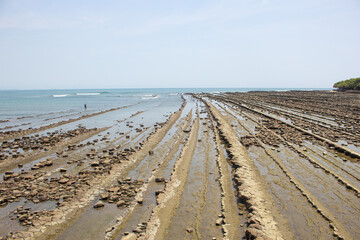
left=0, top=0, right=359, bottom=90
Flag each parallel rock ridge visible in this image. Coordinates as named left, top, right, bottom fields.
left=1, top=91, right=359, bottom=240
left=206, top=101, right=285, bottom=240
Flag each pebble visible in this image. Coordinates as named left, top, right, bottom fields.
left=94, top=201, right=105, bottom=208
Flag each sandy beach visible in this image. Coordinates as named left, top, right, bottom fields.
left=0, top=91, right=360, bottom=240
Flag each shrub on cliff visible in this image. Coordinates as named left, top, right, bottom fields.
left=333, top=77, right=360, bottom=91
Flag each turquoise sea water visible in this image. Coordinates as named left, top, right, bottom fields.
left=0, top=88, right=330, bottom=121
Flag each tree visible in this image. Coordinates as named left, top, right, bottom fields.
left=333, top=77, right=360, bottom=91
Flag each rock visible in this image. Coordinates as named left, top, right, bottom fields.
left=155, top=177, right=165, bottom=183
left=252, top=224, right=263, bottom=230
left=22, top=175, right=34, bottom=180
left=215, top=218, right=223, bottom=226
left=155, top=190, right=163, bottom=196
left=100, top=193, right=109, bottom=200
left=121, top=233, right=137, bottom=240
left=94, top=201, right=105, bottom=208
left=18, top=214, right=28, bottom=222
left=91, top=161, right=100, bottom=167
left=137, top=198, right=143, bottom=204
left=186, top=228, right=193, bottom=233
left=3, top=175, right=12, bottom=180
left=45, top=160, right=53, bottom=166
left=59, top=168, right=67, bottom=173
left=116, top=200, right=126, bottom=207
left=58, top=178, right=69, bottom=184
left=108, top=187, right=120, bottom=192
left=132, top=227, right=142, bottom=233
left=246, top=227, right=263, bottom=239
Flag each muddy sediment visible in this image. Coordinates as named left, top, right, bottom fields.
left=1, top=91, right=360, bottom=240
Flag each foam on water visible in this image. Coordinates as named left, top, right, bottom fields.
left=142, top=95, right=159, bottom=100
left=53, top=94, right=69, bottom=98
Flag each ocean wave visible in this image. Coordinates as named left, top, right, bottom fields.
left=142, top=95, right=159, bottom=100
left=76, top=93, right=101, bottom=96
left=52, top=94, right=69, bottom=98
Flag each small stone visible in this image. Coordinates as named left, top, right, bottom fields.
left=186, top=228, right=193, bottom=233
left=108, top=187, right=120, bottom=192
left=132, top=227, right=142, bottom=233
left=100, top=193, right=109, bottom=200
left=155, top=177, right=165, bottom=183
left=45, top=160, right=53, bottom=166
left=94, top=201, right=105, bottom=208
left=58, top=178, right=69, bottom=184
left=91, top=161, right=100, bottom=167
left=155, top=190, right=163, bottom=196
left=116, top=200, right=126, bottom=207
left=215, top=218, right=223, bottom=226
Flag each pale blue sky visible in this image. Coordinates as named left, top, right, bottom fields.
left=0, top=0, right=359, bottom=89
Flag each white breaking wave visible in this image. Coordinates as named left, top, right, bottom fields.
left=52, top=94, right=68, bottom=98
left=142, top=95, right=159, bottom=100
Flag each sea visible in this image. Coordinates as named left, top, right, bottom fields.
left=0, top=88, right=330, bottom=125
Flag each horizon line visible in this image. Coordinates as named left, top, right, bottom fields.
left=0, top=87, right=333, bottom=91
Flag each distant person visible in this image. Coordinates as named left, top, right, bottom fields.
left=84, top=104, right=87, bottom=110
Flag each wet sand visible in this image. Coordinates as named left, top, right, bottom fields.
left=0, top=91, right=360, bottom=240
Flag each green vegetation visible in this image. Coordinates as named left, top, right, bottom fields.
left=333, top=77, right=360, bottom=91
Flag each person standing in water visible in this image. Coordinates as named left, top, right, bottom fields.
left=84, top=104, right=87, bottom=110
